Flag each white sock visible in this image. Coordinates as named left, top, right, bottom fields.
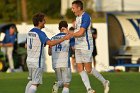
left=80, top=71, right=91, bottom=90
left=28, top=85, right=37, bottom=93
left=25, top=81, right=32, bottom=93
left=62, top=87, right=69, bottom=93
left=91, top=68, right=106, bottom=84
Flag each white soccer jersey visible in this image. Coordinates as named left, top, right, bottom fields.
left=51, top=33, right=75, bottom=69
left=26, top=28, right=50, bottom=68
left=74, top=12, right=93, bottom=50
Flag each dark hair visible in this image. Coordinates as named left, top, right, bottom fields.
left=10, top=25, right=16, bottom=29
left=91, top=27, right=97, bottom=34
left=32, top=12, right=45, bottom=26
left=69, top=27, right=75, bottom=31
left=59, top=21, right=68, bottom=30
left=72, top=0, right=83, bottom=10
left=10, top=25, right=17, bottom=32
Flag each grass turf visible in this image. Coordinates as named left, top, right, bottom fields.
left=0, top=72, right=140, bottom=93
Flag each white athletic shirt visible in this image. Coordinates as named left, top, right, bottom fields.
left=26, top=28, right=50, bottom=68
left=51, top=32, right=75, bottom=69
left=74, top=12, right=93, bottom=50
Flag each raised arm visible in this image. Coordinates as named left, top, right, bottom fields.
left=69, top=27, right=85, bottom=38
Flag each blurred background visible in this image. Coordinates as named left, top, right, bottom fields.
left=0, top=0, right=140, bottom=23
left=0, top=0, right=140, bottom=72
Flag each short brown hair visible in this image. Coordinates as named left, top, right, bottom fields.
left=32, top=12, right=45, bottom=26
left=59, top=21, right=68, bottom=30
left=72, top=0, right=83, bottom=10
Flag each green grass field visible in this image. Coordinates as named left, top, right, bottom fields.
left=0, top=72, right=140, bottom=93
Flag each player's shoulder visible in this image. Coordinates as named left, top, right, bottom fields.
left=82, top=12, right=90, bottom=19
left=51, top=32, right=66, bottom=40
left=30, top=28, right=41, bottom=32
left=30, top=28, right=46, bottom=36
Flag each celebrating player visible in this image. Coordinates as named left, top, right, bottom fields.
left=25, top=13, right=70, bottom=93
left=48, top=20, right=75, bottom=93
left=68, top=1, right=110, bottom=93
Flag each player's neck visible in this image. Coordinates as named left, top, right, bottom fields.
left=35, top=26, right=41, bottom=29
left=78, top=10, right=84, bottom=16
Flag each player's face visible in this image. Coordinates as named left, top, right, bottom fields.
left=71, top=4, right=80, bottom=16
left=39, top=18, right=46, bottom=29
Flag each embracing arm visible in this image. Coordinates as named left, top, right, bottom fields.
left=46, top=38, right=65, bottom=46
left=46, top=34, right=71, bottom=46
left=73, top=27, right=85, bottom=37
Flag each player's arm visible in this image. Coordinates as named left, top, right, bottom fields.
left=69, top=14, right=90, bottom=38
left=69, top=27, right=85, bottom=38
left=63, top=27, right=85, bottom=38
left=48, top=46, right=52, bottom=56
left=46, top=34, right=70, bottom=46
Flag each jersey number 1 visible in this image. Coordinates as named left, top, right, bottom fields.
left=29, top=38, right=33, bottom=49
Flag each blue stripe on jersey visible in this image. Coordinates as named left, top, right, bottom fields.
left=30, top=28, right=50, bottom=45
left=39, top=43, right=43, bottom=68
left=68, top=50, right=71, bottom=68
left=80, top=12, right=90, bottom=29
left=86, top=30, right=90, bottom=50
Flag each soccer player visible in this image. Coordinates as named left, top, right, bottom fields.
left=48, top=21, right=75, bottom=93
left=68, top=1, right=110, bottom=93
left=25, top=13, right=70, bottom=93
